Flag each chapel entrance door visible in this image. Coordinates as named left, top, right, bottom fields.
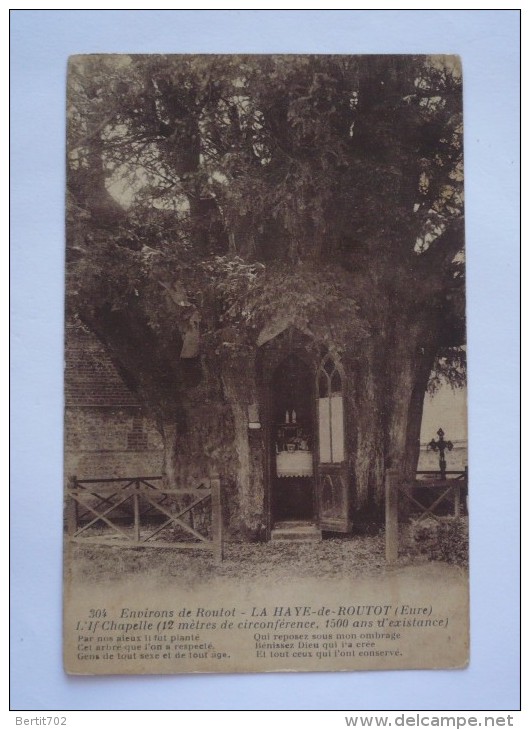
left=270, top=355, right=315, bottom=522
left=316, top=353, right=351, bottom=532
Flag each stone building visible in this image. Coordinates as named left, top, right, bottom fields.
left=64, top=324, right=164, bottom=481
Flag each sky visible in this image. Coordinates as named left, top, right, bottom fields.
left=421, top=384, right=467, bottom=442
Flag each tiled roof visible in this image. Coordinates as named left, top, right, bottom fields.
left=65, top=325, right=141, bottom=408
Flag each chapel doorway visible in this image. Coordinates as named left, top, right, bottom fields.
left=270, top=355, right=315, bottom=522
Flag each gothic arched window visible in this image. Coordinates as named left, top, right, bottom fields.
left=317, top=354, right=345, bottom=464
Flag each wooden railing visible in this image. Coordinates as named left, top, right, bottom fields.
left=405, top=468, right=468, bottom=520
left=385, top=468, right=468, bottom=564
left=65, top=474, right=223, bottom=562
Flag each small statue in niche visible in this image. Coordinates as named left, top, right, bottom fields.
left=276, top=424, right=310, bottom=453
left=292, top=429, right=310, bottom=451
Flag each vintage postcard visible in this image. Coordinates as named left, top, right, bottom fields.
left=64, top=54, right=468, bottom=674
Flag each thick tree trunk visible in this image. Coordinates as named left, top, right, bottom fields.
left=346, top=345, right=386, bottom=517
left=171, top=359, right=235, bottom=475
left=347, top=315, right=436, bottom=520
left=386, top=320, right=437, bottom=482
left=159, top=354, right=266, bottom=538
left=220, top=356, right=266, bottom=538
left=403, top=344, right=437, bottom=479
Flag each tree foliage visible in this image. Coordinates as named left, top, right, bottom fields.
left=67, top=53, right=464, bottom=380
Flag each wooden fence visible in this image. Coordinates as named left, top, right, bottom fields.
left=385, top=468, right=468, bottom=564
left=65, top=474, right=223, bottom=562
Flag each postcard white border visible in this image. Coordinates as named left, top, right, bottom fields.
left=10, top=8, right=520, bottom=710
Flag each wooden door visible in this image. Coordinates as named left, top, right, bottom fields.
left=316, top=354, right=351, bottom=532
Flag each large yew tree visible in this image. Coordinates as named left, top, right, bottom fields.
left=66, top=54, right=465, bottom=530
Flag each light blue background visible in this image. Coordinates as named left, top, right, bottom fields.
left=11, top=9, right=520, bottom=711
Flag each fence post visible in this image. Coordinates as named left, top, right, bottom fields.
left=133, top=480, right=141, bottom=543
left=454, top=483, right=461, bottom=518
left=211, top=474, right=223, bottom=563
left=66, top=475, right=78, bottom=537
left=385, top=470, right=399, bottom=564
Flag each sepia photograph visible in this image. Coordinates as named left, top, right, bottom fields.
left=62, top=53, right=470, bottom=675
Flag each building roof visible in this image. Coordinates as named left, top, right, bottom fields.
left=65, top=325, right=141, bottom=408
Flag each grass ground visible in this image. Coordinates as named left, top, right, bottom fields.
left=67, top=530, right=467, bottom=588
